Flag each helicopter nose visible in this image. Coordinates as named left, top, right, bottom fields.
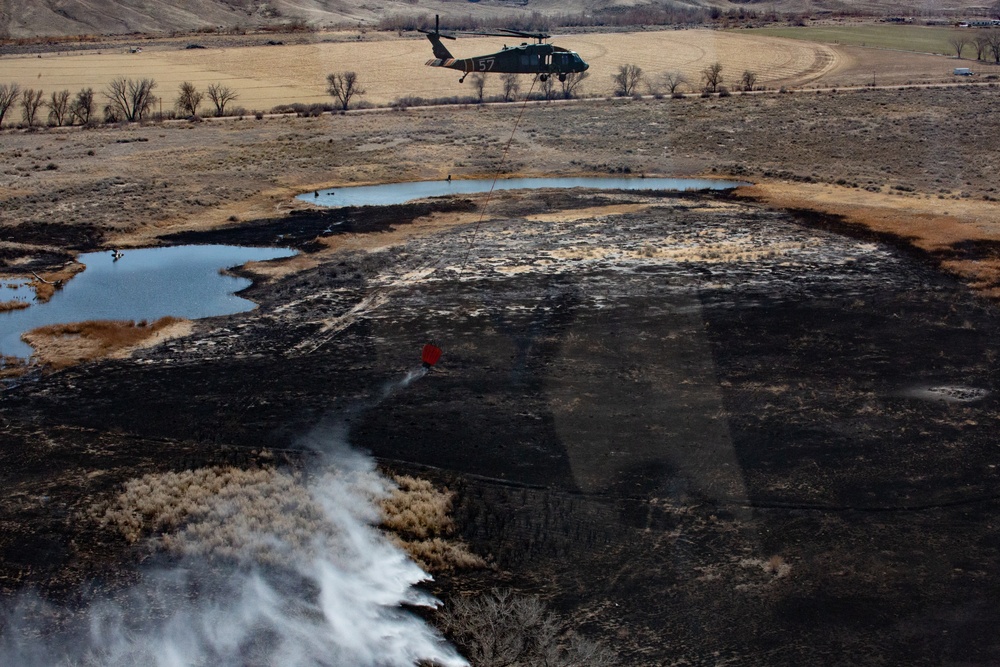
left=582, top=62, right=590, bottom=71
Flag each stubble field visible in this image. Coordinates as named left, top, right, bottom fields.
left=3, top=31, right=1000, bottom=665
left=0, top=27, right=962, bottom=115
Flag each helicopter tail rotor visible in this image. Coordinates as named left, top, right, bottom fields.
left=418, top=15, right=458, bottom=59
left=417, top=15, right=457, bottom=40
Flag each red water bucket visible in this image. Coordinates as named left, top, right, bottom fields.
left=421, top=343, right=443, bottom=367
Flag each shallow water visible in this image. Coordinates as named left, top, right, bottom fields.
left=0, top=279, right=32, bottom=305
left=0, top=245, right=295, bottom=358
left=300, top=176, right=745, bottom=208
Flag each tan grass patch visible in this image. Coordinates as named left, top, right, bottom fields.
left=381, top=474, right=486, bottom=572
left=22, top=316, right=189, bottom=368
left=29, top=262, right=85, bottom=303
left=743, top=181, right=1000, bottom=296
left=98, top=466, right=325, bottom=563
left=0, top=355, right=30, bottom=379
left=97, top=466, right=485, bottom=571
left=0, top=300, right=30, bottom=312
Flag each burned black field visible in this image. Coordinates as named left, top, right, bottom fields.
left=3, top=190, right=1000, bottom=664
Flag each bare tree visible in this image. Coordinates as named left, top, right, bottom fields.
left=660, top=71, right=687, bottom=95
left=974, top=35, right=990, bottom=61
left=560, top=71, right=588, bottom=99
left=988, top=29, right=1000, bottom=64
left=740, top=69, right=758, bottom=92
left=612, top=64, right=643, bottom=96
left=104, top=77, right=157, bottom=122
left=0, top=83, right=21, bottom=127
left=326, top=71, right=366, bottom=110
left=48, top=90, right=71, bottom=126
left=71, top=88, right=95, bottom=125
left=469, top=72, right=487, bottom=103
left=501, top=72, right=520, bottom=101
left=206, top=83, right=238, bottom=116
left=20, top=88, right=45, bottom=127
left=175, top=81, right=203, bottom=117
left=949, top=33, right=971, bottom=59
left=702, top=62, right=724, bottom=92
left=439, top=589, right=619, bottom=667
left=540, top=74, right=557, bottom=101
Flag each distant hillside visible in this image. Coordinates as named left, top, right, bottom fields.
left=0, top=0, right=993, bottom=39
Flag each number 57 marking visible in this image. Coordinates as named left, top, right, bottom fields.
left=477, top=58, right=495, bottom=71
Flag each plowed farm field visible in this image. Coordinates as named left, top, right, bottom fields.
left=0, top=29, right=861, bottom=112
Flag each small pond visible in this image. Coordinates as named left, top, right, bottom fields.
left=300, top=176, right=745, bottom=208
left=0, top=245, right=295, bottom=359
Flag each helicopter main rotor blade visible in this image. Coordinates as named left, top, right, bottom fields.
left=491, top=28, right=551, bottom=40
left=417, top=28, right=457, bottom=39
left=454, top=30, right=523, bottom=38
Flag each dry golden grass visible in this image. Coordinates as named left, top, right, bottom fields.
left=98, top=465, right=326, bottom=563
left=381, top=474, right=486, bottom=572
left=97, top=466, right=485, bottom=570
left=1, top=29, right=845, bottom=113
left=0, top=300, right=30, bottom=312
left=388, top=535, right=487, bottom=572
left=22, top=316, right=187, bottom=368
left=0, top=355, right=30, bottom=378
left=29, top=262, right=85, bottom=303
left=380, top=474, right=455, bottom=539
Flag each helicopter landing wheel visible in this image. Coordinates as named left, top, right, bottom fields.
left=559, top=73, right=567, bottom=82
left=539, top=74, right=548, bottom=82
left=459, top=74, right=468, bottom=83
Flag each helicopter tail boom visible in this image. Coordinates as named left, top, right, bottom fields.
left=425, top=57, right=460, bottom=69
left=426, top=34, right=455, bottom=60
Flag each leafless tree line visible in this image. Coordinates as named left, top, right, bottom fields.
left=0, top=83, right=97, bottom=128
left=0, top=79, right=241, bottom=128
left=175, top=81, right=239, bottom=117
left=611, top=62, right=758, bottom=98
left=949, top=29, right=1000, bottom=64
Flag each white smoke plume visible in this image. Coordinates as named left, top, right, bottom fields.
left=0, top=373, right=468, bottom=667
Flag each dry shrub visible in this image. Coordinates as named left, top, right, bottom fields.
left=0, top=300, right=29, bottom=312
left=439, top=589, right=619, bottom=667
left=380, top=475, right=454, bottom=538
left=99, top=465, right=326, bottom=563
left=381, top=474, right=485, bottom=572
left=22, top=316, right=185, bottom=368
left=0, top=355, right=29, bottom=378
left=390, top=536, right=486, bottom=572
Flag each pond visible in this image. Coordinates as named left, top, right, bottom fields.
left=0, top=245, right=295, bottom=359
left=299, top=176, right=745, bottom=208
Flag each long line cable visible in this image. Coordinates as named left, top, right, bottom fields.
left=456, top=73, right=540, bottom=276
left=296, top=75, right=540, bottom=356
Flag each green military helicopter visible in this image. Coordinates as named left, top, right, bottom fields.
left=420, top=15, right=589, bottom=84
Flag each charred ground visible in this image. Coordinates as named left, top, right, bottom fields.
left=2, top=188, right=1000, bottom=664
